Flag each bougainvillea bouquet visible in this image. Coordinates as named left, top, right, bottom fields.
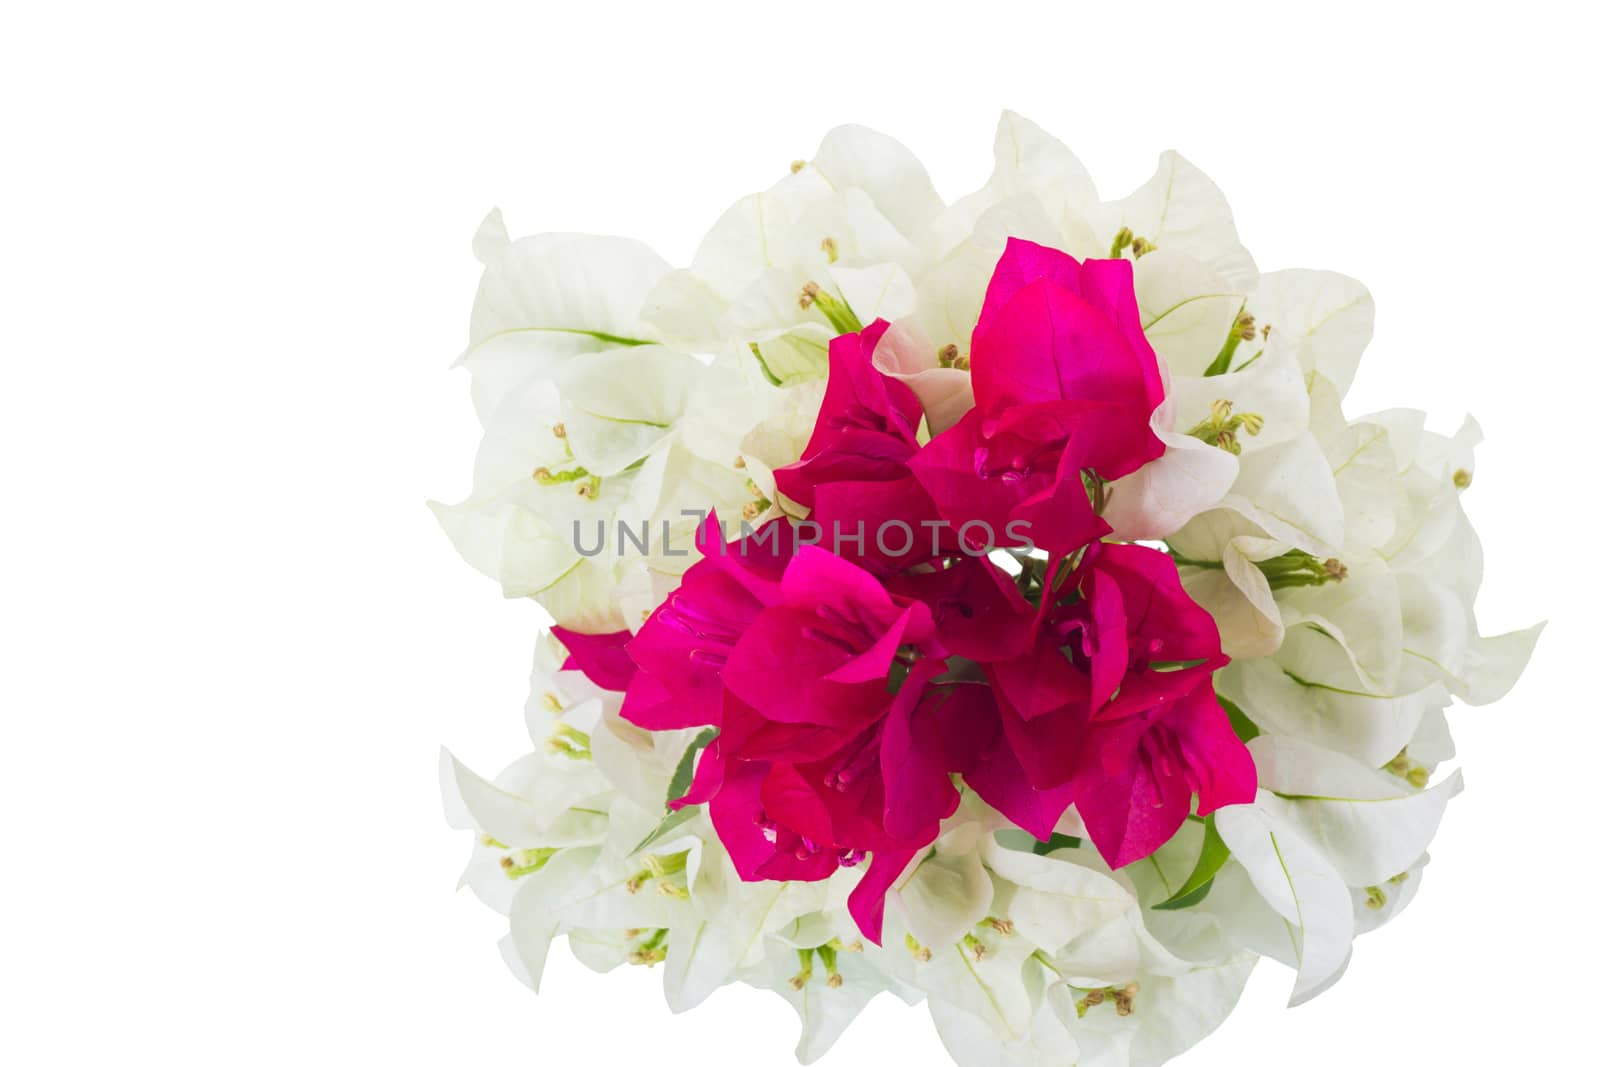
left=434, top=113, right=1541, bottom=1066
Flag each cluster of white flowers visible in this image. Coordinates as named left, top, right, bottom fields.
left=435, top=113, right=1540, bottom=1066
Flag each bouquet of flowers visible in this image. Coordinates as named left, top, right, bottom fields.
left=434, top=113, right=1540, bottom=1066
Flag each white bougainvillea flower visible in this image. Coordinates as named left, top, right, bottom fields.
left=1131, top=250, right=1245, bottom=378
left=1230, top=269, right=1375, bottom=398
left=743, top=937, right=900, bottom=1065
left=1102, top=427, right=1238, bottom=543
left=1165, top=514, right=1288, bottom=658
left=432, top=353, right=751, bottom=631
left=1208, top=730, right=1467, bottom=1008
left=895, top=822, right=997, bottom=951
left=929, top=973, right=1083, bottom=1067
left=978, top=836, right=1135, bottom=958
left=930, top=110, right=1099, bottom=261
left=1247, top=734, right=1463, bottom=886
left=1088, top=151, right=1259, bottom=291
left=1364, top=412, right=1544, bottom=703
left=644, top=124, right=942, bottom=387
left=1212, top=798, right=1354, bottom=1006
left=1218, top=548, right=1446, bottom=767
left=461, top=210, right=672, bottom=422
left=1064, top=955, right=1256, bottom=1067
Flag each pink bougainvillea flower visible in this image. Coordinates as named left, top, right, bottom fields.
left=623, top=526, right=969, bottom=943
left=620, top=514, right=791, bottom=732
left=721, top=546, right=941, bottom=729
left=910, top=238, right=1167, bottom=556
left=957, top=687, right=1076, bottom=841
left=968, top=542, right=1253, bottom=862
left=970, top=239, right=1163, bottom=430
left=987, top=541, right=1228, bottom=787
left=887, top=554, right=1034, bottom=663
left=776, top=322, right=919, bottom=497
left=1071, top=684, right=1259, bottom=868
left=774, top=322, right=943, bottom=571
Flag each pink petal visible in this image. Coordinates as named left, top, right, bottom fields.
left=551, top=627, right=636, bottom=692
left=760, top=762, right=839, bottom=846
left=847, top=846, right=919, bottom=945
left=1168, top=687, right=1259, bottom=815
left=1072, top=737, right=1191, bottom=868
left=965, top=737, right=1075, bottom=841
left=878, top=659, right=960, bottom=843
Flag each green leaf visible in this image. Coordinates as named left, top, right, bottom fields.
left=629, top=728, right=718, bottom=857
left=629, top=805, right=700, bottom=857
left=1217, top=693, right=1260, bottom=743
left=667, top=728, right=718, bottom=804
left=1153, top=816, right=1231, bottom=910
left=1032, top=833, right=1084, bottom=856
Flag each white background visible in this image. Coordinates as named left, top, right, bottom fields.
left=3, top=2, right=1590, bottom=1063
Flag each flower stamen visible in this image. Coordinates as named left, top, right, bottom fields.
left=789, top=947, right=816, bottom=990
left=546, top=723, right=592, bottom=760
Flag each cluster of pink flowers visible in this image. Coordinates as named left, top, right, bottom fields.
left=556, top=240, right=1258, bottom=943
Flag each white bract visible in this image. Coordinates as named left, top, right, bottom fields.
left=436, top=115, right=1541, bottom=1065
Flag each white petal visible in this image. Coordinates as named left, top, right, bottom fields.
left=986, top=110, right=1098, bottom=220
left=1221, top=659, right=1445, bottom=767
left=439, top=748, right=548, bottom=845
left=1458, top=622, right=1544, bottom=706
left=1222, top=434, right=1343, bottom=556
left=690, top=180, right=827, bottom=299
left=1214, top=800, right=1354, bottom=1005
left=1276, top=553, right=1405, bottom=694
left=557, top=346, right=701, bottom=475
left=465, top=230, right=670, bottom=411
left=1353, top=855, right=1429, bottom=936
left=639, top=268, right=729, bottom=348
left=1066, top=955, right=1256, bottom=1067
left=890, top=927, right=1037, bottom=1041
left=1257, top=772, right=1463, bottom=887
left=1167, top=335, right=1310, bottom=454
left=830, top=262, right=918, bottom=324
left=1241, top=269, right=1374, bottom=398
left=899, top=844, right=995, bottom=949
left=472, top=207, right=510, bottom=263
left=1176, top=538, right=1285, bottom=659
left=874, top=319, right=975, bottom=436
left=665, top=872, right=790, bottom=1013
left=930, top=110, right=1095, bottom=258
left=1248, top=735, right=1409, bottom=800
left=1323, top=416, right=1404, bottom=552
left=931, top=979, right=1083, bottom=1067
left=980, top=839, right=1135, bottom=954
left=809, top=124, right=945, bottom=240
left=1133, top=250, right=1244, bottom=377
left=1093, top=152, right=1258, bottom=289
left=504, top=846, right=603, bottom=992
left=1103, top=429, right=1238, bottom=541
left=755, top=944, right=891, bottom=1064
